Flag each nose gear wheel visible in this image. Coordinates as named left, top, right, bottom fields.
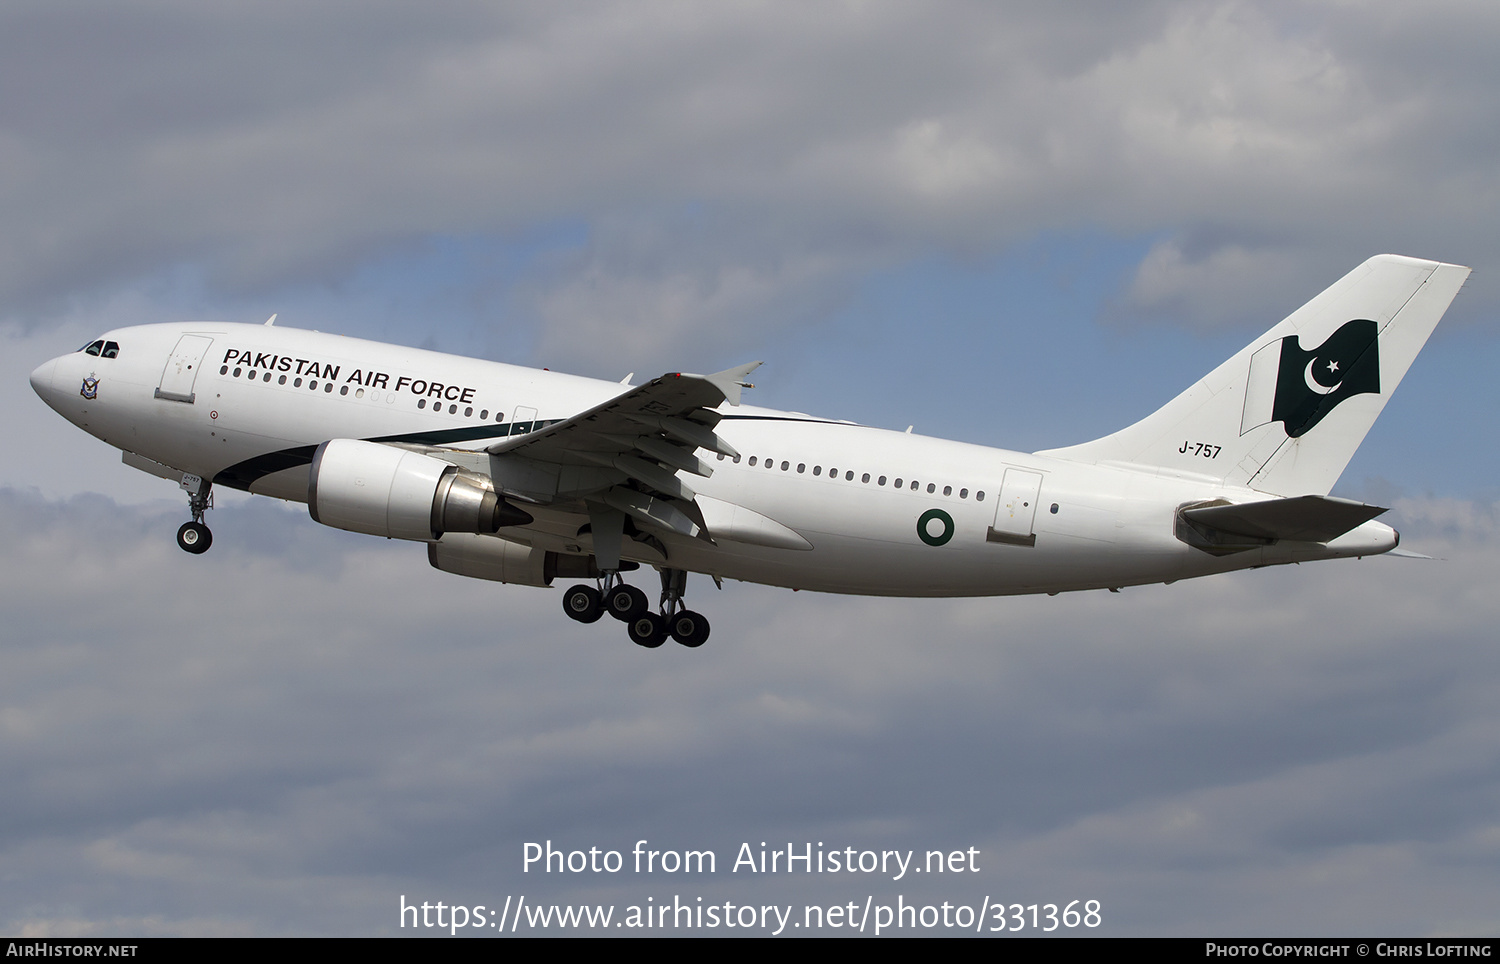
left=176, top=475, right=214, bottom=554
left=176, top=521, right=212, bottom=554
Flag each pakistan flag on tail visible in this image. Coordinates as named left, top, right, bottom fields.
left=1040, top=255, right=1469, bottom=497
left=1240, top=319, right=1381, bottom=439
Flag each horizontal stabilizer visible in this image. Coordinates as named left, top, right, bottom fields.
left=1181, top=495, right=1387, bottom=543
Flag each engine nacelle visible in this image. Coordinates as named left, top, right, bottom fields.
left=428, top=533, right=600, bottom=587
left=308, top=438, right=530, bottom=541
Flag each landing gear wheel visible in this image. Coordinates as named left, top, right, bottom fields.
left=176, top=521, right=212, bottom=554
left=563, top=585, right=603, bottom=623
left=606, top=584, right=649, bottom=622
left=668, top=610, right=710, bottom=648
left=627, top=612, right=668, bottom=648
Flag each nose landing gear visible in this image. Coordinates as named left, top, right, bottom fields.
left=176, top=521, right=212, bottom=553
left=176, top=474, right=213, bottom=554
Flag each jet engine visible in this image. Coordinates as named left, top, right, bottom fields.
left=428, top=533, right=600, bottom=587
left=308, top=438, right=531, bottom=541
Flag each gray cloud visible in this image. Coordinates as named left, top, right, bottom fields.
left=3, top=1, right=1498, bottom=343
left=3, top=488, right=1498, bottom=935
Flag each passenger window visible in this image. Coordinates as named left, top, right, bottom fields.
left=861, top=473, right=870, bottom=483
left=927, top=483, right=935, bottom=494
left=749, top=457, right=757, bottom=466
left=943, top=485, right=952, bottom=496
left=780, top=461, right=789, bottom=471
left=340, top=385, right=349, bottom=395
left=846, top=471, right=854, bottom=481
left=797, top=463, right=805, bottom=473
left=977, top=491, right=985, bottom=501
left=894, top=478, right=903, bottom=488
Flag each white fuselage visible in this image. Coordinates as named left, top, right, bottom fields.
left=30, top=321, right=1397, bottom=597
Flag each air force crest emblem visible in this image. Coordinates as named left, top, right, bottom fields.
left=1240, top=319, right=1380, bottom=438
left=80, top=374, right=99, bottom=400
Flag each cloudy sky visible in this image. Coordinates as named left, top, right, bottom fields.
left=4, top=0, right=1499, bottom=937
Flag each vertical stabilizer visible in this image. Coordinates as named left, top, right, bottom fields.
left=1038, top=255, right=1469, bottom=496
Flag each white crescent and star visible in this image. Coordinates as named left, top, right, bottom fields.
left=1304, top=358, right=1342, bottom=395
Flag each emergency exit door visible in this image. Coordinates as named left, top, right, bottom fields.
left=987, top=468, right=1043, bottom=547
left=154, top=334, right=214, bottom=403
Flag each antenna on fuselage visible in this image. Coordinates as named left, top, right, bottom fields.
left=264, top=314, right=277, bottom=326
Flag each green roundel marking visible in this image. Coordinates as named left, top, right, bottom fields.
left=917, top=508, right=955, bottom=547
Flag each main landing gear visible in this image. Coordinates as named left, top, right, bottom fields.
left=176, top=474, right=213, bottom=554
left=562, top=567, right=711, bottom=649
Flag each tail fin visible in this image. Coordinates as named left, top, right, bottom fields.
left=1039, top=254, right=1469, bottom=495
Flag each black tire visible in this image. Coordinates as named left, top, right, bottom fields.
left=562, top=585, right=603, bottom=623
left=176, top=521, right=212, bottom=554
left=669, top=610, right=710, bottom=648
left=606, top=584, right=649, bottom=622
left=627, top=612, right=667, bottom=648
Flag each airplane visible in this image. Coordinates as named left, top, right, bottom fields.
left=29, top=254, right=1467, bottom=649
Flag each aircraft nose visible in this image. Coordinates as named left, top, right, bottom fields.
left=29, top=357, right=59, bottom=401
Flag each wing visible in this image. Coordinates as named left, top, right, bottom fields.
left=479, top=362, right=761, bottom=541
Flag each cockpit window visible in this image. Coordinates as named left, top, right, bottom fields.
left=77, top=339, right=119, bottom=358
